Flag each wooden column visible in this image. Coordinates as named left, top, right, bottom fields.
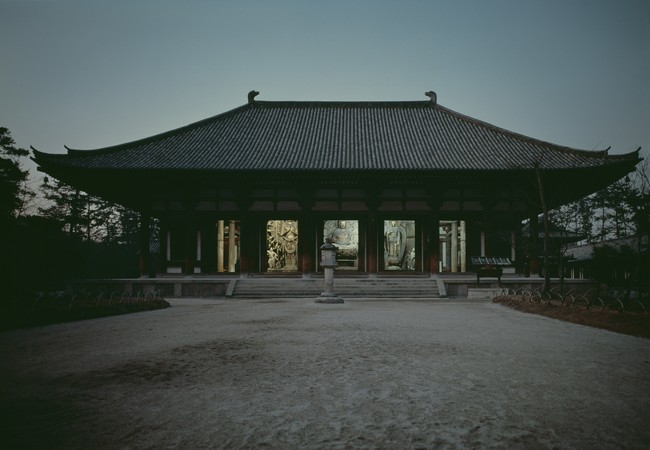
left=298, top=195, right=316, bottom=275
left=429, top=215, right=440, bottom=274
left=367, top=188, right=380, bottom=274
left=139, top=213, right=151, bottom=277
left=238, top=214, right=258, bottom=274
left=426, top=195, right=442, bottom=274
left=237, top=216, right=248, bottom=273
left=367, top=212, right=378, bottom=274
left=228, top=220, right=237, bottom=272
left=451, top=221, right=459, bottom=273
left=195, top=230, right=202, bottom=273
left=165, top=229, right=171, bottom=265
left=421, top=214, right=434, bottom=274
left=299, top=213, right=315, bottom=275
left=184, top=222, right=194, bottom=275
left=529, top=213, right=539, bottom=276
left=460, top=220, right=467, bottom=272
left=217, top=220, right=225, bottom=272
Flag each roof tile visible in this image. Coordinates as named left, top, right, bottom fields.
left=33, top=98, right=640, bottom=173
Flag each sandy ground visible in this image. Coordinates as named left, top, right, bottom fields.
left=1, top=298, right=649, bottom=449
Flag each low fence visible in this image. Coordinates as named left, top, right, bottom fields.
left=2, top=289, right=170, bottom=330
left=442, top=277, right=598, bottom=298
left=497, top=285, right=649, bottom=313
left=67, top=277, right=232, bottom=298
left=27, top=289, right=165, bottom=311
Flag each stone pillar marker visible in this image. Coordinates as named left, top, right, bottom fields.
left=315, top=238, right=344, bottom=304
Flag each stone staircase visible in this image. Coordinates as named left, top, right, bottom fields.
left=230, top=276, right=445, bottom=299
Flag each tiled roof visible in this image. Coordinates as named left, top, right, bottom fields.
left=567, top=235, right=648, bottom=262
left=32, top=92, right=641, bottom=172
left=521, top=222, right=586, bottom=241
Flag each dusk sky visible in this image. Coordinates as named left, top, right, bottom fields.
left=2, top=0, right=648, bottom=175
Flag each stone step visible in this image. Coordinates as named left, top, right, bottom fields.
left=231, top=277, right=442, bottom=299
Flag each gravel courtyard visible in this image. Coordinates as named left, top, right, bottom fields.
left=1, top=298, right=649, bottom=449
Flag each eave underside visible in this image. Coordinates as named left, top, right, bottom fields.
left=35, top=162, right=638, bottom=220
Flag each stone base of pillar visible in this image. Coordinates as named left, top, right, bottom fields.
left=315, top=293, right=344, bottom=304
left=316, top=264, right=343, bottom=303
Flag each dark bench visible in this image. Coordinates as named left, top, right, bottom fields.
left=471, top=257, right=512, bottom=285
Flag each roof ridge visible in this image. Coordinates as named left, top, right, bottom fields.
left=252, top=100, right=432, bottom=108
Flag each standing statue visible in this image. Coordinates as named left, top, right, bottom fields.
left=280, top=220, right=298, bottom=270
left=384, top=220, right=407, bottom=269
left=267, top=248, right=279, bottom=270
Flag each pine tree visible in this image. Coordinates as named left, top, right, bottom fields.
left=39, top=177, right=87, bottom=239
left=0, top=127, right=33, bottom=225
